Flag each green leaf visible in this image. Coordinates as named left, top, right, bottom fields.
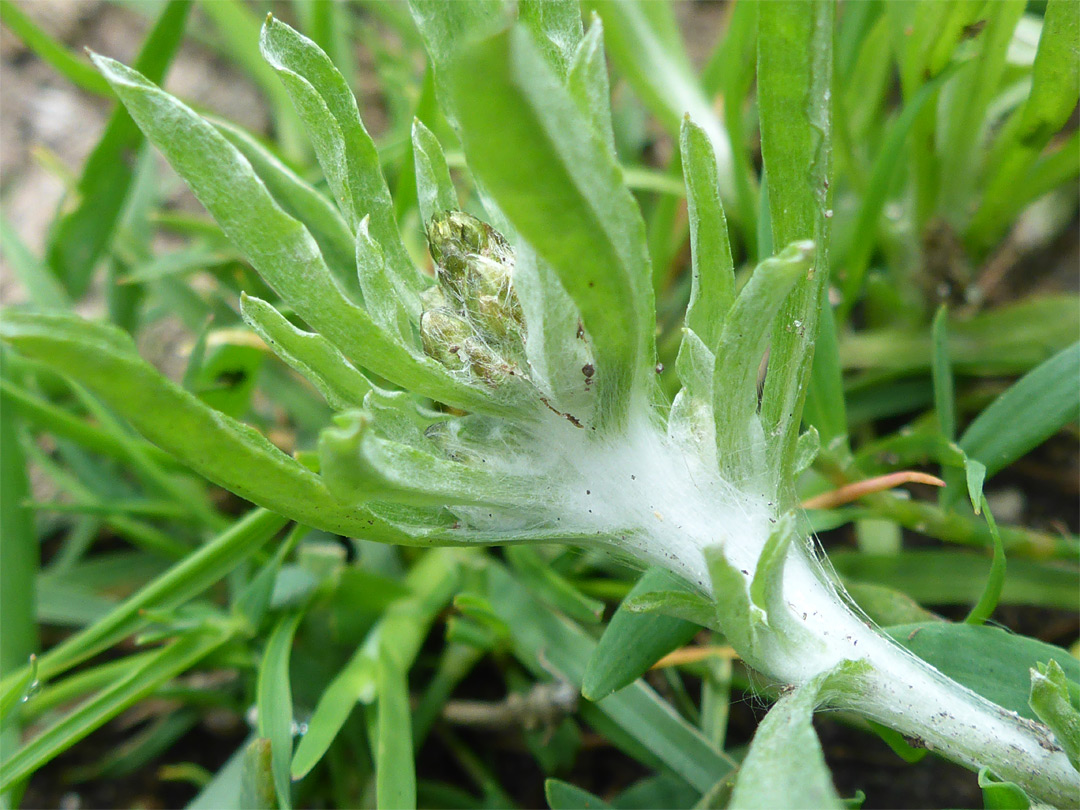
left=512, top=244, right=595, bottom=418
left=964, top=459, right=987, bottom=514
left=971, top=0, right=1080, bottom=247
left=291, top=549, right=460, bottom=780
left=931, top=304, right=956, bottom=440
left=318, top=411, right=534, bottom=508
left=505, top=546, right=604, bottom=625
left=728, top=667, right=845, bottom=810
left=713, top=242, right=814, bottom=487
left=964, top=498, right=1006, bottom=626
left=0, top=0, right=113, bottom=96
left=978, top=768, right=1031, bottom=810
left=832, top=550, right=1079, bottom=611
left=257, top=613, right=301, bottom=809
left=843, top=582, right=941, bottom=627
left=0, top=628, right=233, bottom=790
left=447, top=25, right=656, bottom=428
left=887, top=622, right=1080, bottom=720
left=960, top=342, right=1080, bottom=479
left=483, top=562, right=732, bottom=792
left=841, top=296, right=1079, bottom=375
left=376, top=643, right=416, bottom=810
left=680, top=117, right=736, bottom=350
left=0, top=312, right=400, bottom=539
left=196, top=0, right=307, bottom=161
left=756, top=0, right=834, bottom=496
left=586, top=0, right=735, bottom=204
left=259, top=16, right=409, bottom=272
left=90, top=52, right=502, bottom=416
left=545, top=778, right=612, bottom=810
left=0, top=508, right=284, bottom=701
left=582, top=567, right=700, bottom=701
left=567, top=17, right=616, bottom=154
left=0, top=213, right=69, bottom=310
left=622, top=590, right=716, bottom=628
left=937, top=1, right=1026, bottom=217
left=46, top=0, right=191, bottom=298
left=355, top=215, right=416, bottom=343
left=1029, top=660, right=1080, bottom=771
left=837, top=63, right=958, bottom=314
left=212, top=117, right=354, bottom=283
left=240, top=294, right=371, bottom=412
left=0, top=368, right=37, bottom=683
left=518, top=0, right=582, bottom=78
left=411, top=118, right=458, bottom=229
left=749, top=513, right=798, bottom=625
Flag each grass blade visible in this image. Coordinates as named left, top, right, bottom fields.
left=45, top=0, right=191, bottom=298
left=0, top=0, right=112, bottom=96
left=257, top=613, right=302, bottom=810
left=959, top=342, right=1080, bottom=479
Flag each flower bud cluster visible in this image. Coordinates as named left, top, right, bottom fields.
left=420, top=211, right=527, bottom=385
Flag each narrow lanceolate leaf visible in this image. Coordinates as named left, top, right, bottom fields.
left=971, top=0, right=1080, bottom=246
left=680, top=116, right=736, bottom=349
left=713, top=242, right=814, bottom=488
left=411, top=118, right=458, bottom=228
left=518, top=0, right=582, bottom=79
left=1029, top=660, right=1080, bottom=771
left=728, top=666, right=849, bottom=810
left=318, top=411, right=535, bottom=508
left=757, top=1, right=834, bottom=499
left=376, top=644, right=416, bottom=810
left=257, top=612, right=302, bottom=810
left=46, top=0, right=191, bottom=298
left=355, top=216, right=417, bottom=343
left=0, top=628, right=233, bottom=791
left=567, top=18, right=616, bottom=154
left=0, top=0, right=113, bottom=96
left=587, top=0, right=735, bottom=204
left=582, top=567, right=700, bottom=701
left=212, top=117, right=355, bottom=281
left=0, top=509, right=284, bottom=700
left=960, top=343, right=1080, bottom=479
left=240, top=294, right=371, bottom=412
left=448, top=25, right=656, bottom=427
left=90, top=53, right=505, bottom=416
left=291, top=550, right=460, bottom=780
left=0, top=312, right=392, bottom=540
left=259, top=16, right=420, bottom=296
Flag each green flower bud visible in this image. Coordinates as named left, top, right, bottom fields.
left=420, top=309, right=472, bottom=372
left=420, top=283, right=451, bottom=312
left=460, top=337, right=522, bottom=386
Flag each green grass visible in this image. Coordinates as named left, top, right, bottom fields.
left=0, top=1, right=1077, bottom=808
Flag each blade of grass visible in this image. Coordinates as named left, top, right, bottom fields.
left=0, top=626, right=236, bottom=790
left=257, top=612, right=302, bottom=810
left=965, top=497, right=1007, bottom=626
left=0, top=212, right=69, bottom=309
left=483, top=561, right=734, bottom=792
left=0, top=0, right=113, bottom=96
left=959, top=342, right=1080, bottom=479
left=0, top=508, right=285, bottom=701
left=45, top=0, right=191, bottom=299
left=376, top=643, right=416, bottom=810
